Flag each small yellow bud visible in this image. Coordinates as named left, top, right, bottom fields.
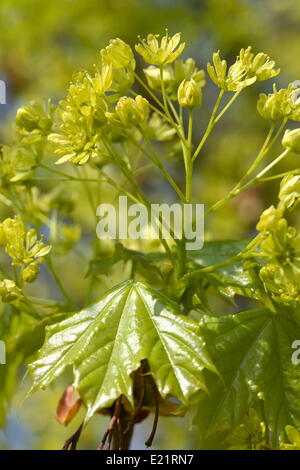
left=22, top=263, right=40, bottom=283
left=256, top=205, right=283, bottom=233
left=282, top=129, right=300, bottom=153
left=0, top=279, right=22, bottom=303
left=143, top=65, right=172, bottom=91
left=279, top=173, right=300, bottom=210
left=16, top=106, right=40, bottom=132
left=177, top=79, right=202, bottom=108
left=101, top=38, right=135, bottom=69
left=116, top=95, right=149, bottom=127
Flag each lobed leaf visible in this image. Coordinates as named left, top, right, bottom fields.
left=193, top=306, right=300, bottom=448
left=28, top=280, right=218, bottom=420
left=188, top=240, right=257, bottom=300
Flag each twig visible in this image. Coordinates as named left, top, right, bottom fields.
left=62, top=422, right=83, bottom=450
left=98, top=397, right=123, bottom=450
left=145, top=375, right=159, bottom=448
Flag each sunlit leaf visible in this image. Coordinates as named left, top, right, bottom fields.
left=193, top=306, right=300, bottom=449
left=29, top=280, right=218, bottom=420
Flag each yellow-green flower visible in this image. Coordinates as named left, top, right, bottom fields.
left=91, top=62, right=113, bottom=95
left=49, top=72, right=108, bottom=165
left=239, top=47, right=280, bottom=81
left=208, top=47, right=279, bottom=92
left=0, top=216, right=51, bottom=267
left=207, top=51, right=256, bottom=91
left=135, top=31, right=185, bottom=66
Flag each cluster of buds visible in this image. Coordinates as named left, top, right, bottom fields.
left=5, top=100, right=54, bottom=184
left=48, top=38, right=150, bottom=164
left=0, top=215, right=51, bottom=283
left=257, top=84, right=300, bottom=121
left=100, top=38, right=136, bottom=95
left=259, top=263, right=300, bottom=303
left=48, top=71, right=108, bottom=165
left=256, top=201, right=300, bottom=303
left=42, top=32, right=287, bottom=167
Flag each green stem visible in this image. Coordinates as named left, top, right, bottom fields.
left=230, top=122, right=276, bottom=193
left=159, top=66, right=185, bottom=142
left=260, top=168, right=300, bottom=182
left=46, top=258, right=76, bottom=309
left=205, top=149, right=290, bottom=217
left=75, top=166, right=97, bottom=215
left=192, top=89, right=224, bottom=161
left=103, top=140, right=175, bottom=262
left=160, top=65, right=169, bottom=117
left=134, top=72, right=165, bottom=113
left=214, top=90, right=241, bottom=124
left=185, top=109, right=193, bottom=203
left=135, top=133, right=186, bottom=201
left=176, top=110, right=194, bottom=279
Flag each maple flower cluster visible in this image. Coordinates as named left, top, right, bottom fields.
left=7, top=31, right=285, bottom=169
left=0, top=215, right=51, bottom=302
left=255, top=175, right=300, bottom=303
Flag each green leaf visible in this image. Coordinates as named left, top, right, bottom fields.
left=28, top=280, right=218, bottom=421
left=193, top=306, right=300, bottom=449
left=188, top=240, right=257, bottom=300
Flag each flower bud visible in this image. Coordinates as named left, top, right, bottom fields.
left=282, top=128, right=300, bottom=153
left=56, top=385, right=82, bottom=426
left=16, top=105, right=40, bottom=132
left=257, top=86, right=293, bottom=121
left=116, top=95, right=149, bottom=127
left=101, top=38, right=135, bottom=69
left=22, top=263, right=40, bottom=283
left=259, top=264, right=300, bottom=302
left=0, top=279, right=22, bottom=303
left=256, top=205, right=283, bottom=233
left=143, top=65, right=172, bottom=91
left=279, top=174, right=300, bottom=210
left=177, top=79, right=202, bottom=108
